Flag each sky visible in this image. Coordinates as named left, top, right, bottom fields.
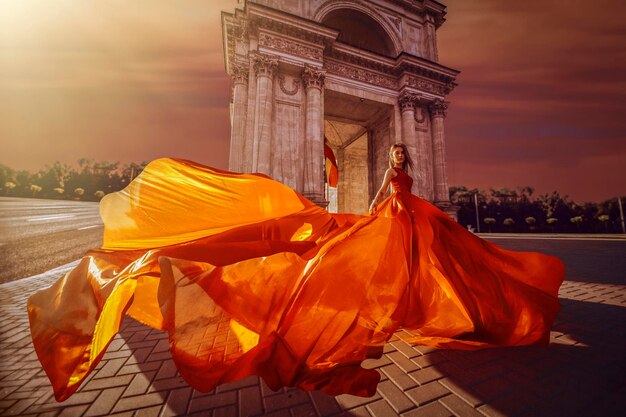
left=0, top=0, right=624, bottom=203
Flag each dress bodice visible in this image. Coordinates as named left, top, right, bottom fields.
left=390, top=167, right=413, bottom=193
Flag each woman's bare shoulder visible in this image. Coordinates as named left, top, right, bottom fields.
left=384, top=167, right=398, bottom=178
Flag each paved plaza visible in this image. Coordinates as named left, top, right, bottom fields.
left=1, top=238, right=625, bottom=417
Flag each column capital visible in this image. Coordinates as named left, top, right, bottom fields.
left=302, top=65, right=325, bottom=91
left=231, top=63, right=249, bottom=85
left=252, top=52, right=278, bottom=79
left=398, top=91, right=420, bottom=112
left=429, top=99, right=448, bottom=118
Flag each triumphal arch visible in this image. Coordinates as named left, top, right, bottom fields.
left=222, top=0, right=458, bottom=216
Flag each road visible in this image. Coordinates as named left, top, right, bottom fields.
left=0, top=197, right=103, bottom=284
left=1, top=197, right=625, bottom=284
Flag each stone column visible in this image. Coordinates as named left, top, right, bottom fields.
left=429, top=99, right=451, bottom=204
left=399, top=91, right=421, bottom=195
left=399, top=91, right=417, bottom=146
left=302, top=65, right=327, bottom=206
left=251, top=53, right=278, bottom=175
left=228, top=63, right=249, bottom=173
left=415, top=105, right=434, bottom=200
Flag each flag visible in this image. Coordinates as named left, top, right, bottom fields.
left=324, top=141, right=339, bottom=187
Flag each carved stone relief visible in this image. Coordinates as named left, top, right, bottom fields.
left=406, top=76, right=448, bottom=96
left=324, top=61, right=396, bottom=90
left=259, top=32, right=323, bottom=61
left=277, top=74, right=301, bottom=96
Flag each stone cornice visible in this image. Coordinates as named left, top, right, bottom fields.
left=394, top=53, right=459, bottom=83
left=382, top=0, right=447, bottom=28
left=221, top=11, right=239, bottom=73
left=223, top=2, right=457, bottom=95
left=328, top=44, right=458, bottom=82
left=327, top=45, right=458, bottom=95
left=223, top=4, right=338, bottom=75
left=328, top=43, right=395, bottom=74
left=258, top=30, right=324, bottom=62
left=247, top=3, right=339, bottom=44
left=405, top=75, right=456, bottom=96
left=324, top=59, right=397, bottom=90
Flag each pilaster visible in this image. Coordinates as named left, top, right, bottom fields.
left=429, top=99, right=451, bottom=205
left=302, top=65, right=327, bottom=207
left=251, top=53, right=278, bottom=175
left=228, top=64, right=249, bottom=172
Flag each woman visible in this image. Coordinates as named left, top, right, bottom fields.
left=369, top=142, right=414, bottom=215
left=28, top=145, right=564, bottom=401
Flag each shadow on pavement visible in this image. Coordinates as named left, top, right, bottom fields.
left=429, top=298, right=626, bottom=417
left=118, top=322, right=363, bottom=417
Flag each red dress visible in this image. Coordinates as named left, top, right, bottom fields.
left=27, top=158, right=564, bottom=401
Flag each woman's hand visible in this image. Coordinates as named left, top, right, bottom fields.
left=369, top=169, right=395, bottom=215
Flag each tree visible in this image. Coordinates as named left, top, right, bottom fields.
left=450, top=186, right=488, bottom=230
left=3, top=181, right=16, bottom=196
left=597, top=214, right=610, bottom=232
left=30, top=184, right=42, bottom=198
left=517, top=186, right=535, bottom=203
left=537, top=191, right=567, bottom=218
left=490, top=187, right=518, bottom=204
left=36, top=162, right=73, bottom=198
left=570, top=216, right=583, bottom=232
left=483, top=217, right=496, bottom=232
left=121, top=161, right=149, bottom=184
left=0, top=164, right=16, bottom=189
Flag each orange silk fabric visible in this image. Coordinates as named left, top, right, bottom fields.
left=27, top=158, right=565, bottom=401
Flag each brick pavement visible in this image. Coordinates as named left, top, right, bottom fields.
left=1, top=261, right=625, bottom=417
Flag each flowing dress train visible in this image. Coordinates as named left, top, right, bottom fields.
left=27, top=158, right=565, bottom=401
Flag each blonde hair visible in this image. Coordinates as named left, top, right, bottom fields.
left=389, top=143, right=414, bottom=172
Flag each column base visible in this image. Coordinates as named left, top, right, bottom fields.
left=303, top=192, right=329, bottom=209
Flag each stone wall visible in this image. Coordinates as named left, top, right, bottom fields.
left=339, top=135, right=369, bottom=214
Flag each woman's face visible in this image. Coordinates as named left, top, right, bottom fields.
left=391, top=147, right=405, bottom=165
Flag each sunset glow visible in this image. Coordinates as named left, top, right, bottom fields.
left=1, top=0, right=624, bottom=202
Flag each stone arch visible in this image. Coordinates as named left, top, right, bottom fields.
left=314, top=0, right=402, bottom=58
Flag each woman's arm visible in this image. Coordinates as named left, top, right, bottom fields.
left=369, top=168, right=396, bottom=214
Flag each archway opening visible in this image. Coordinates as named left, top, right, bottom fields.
left=322, top=9, right=396, bottom=58
left=324, top=90, right=392, bottom=213
left=325, top=121, right=369, bottom=214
